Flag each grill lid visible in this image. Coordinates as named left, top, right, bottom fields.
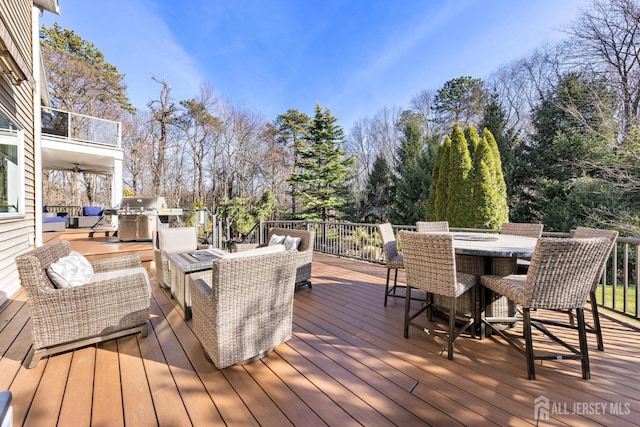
left=118, top=196, right=167, bottom=211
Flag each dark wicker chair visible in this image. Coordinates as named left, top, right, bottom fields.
left=399, top=231, right=477, bottom=360
left=15, top=240, right=150, bottom=368
left=480, top=237, right=613, bottom=380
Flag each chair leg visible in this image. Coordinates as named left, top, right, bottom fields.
left=447, top=298, right=457, bottom=360
left=577, top=308, right=591, bottom=380
left=404, top=284, right=412, bottom=339
left=523, top=308, right=536, bottom=380
left=384, top=268, right=391, bottom=306
left=589, top=291, right=604, bottom=351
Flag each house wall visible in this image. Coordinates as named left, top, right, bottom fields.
left=0, top=0, right=37, bottom=305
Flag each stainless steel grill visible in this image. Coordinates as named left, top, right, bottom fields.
left=115, top=196, right=182, bottom=241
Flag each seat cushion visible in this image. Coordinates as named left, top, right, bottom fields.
left=46, top=251, right=94, bottom=288
left=90, top=267, right=151, bottom=291
left=222, top=244, right=285, bottom=259
left=480, top=274, right=526, bottom=304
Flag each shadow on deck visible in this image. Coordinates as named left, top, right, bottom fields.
left=1, top=235, right=639, bottom=425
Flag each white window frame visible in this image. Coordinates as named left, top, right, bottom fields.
left=0, top=127, right=25, bottom=219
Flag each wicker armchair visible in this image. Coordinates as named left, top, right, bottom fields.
left=153, top=227, right=210, bottom=288
left=399, top=231, right=477, bottom=360
left=235, top=227, right=314, bottom=288
left=15, top=240, right=150, bottom=368
left=480, top=237, right=612, bottom=380
left=189, top=247, right=297, bottom=369
left=416, top=221, right=449, bottom=232
left=569, top=227, right=619, bottom=351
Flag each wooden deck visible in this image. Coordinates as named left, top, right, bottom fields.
left=2, top=233, right=640, bottom=426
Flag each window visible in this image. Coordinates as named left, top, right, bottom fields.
left=0, top=110, right=24, bottom=216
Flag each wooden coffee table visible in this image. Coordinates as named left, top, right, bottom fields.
left=167, top=248, right=226, bottom=320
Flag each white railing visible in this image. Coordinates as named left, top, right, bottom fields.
left=41, top=107, right=120, bottom=147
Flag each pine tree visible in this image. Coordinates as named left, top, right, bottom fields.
left=429, top=137, right=451, bottom=221
left=361, top=155, right=394, bottom=222
left=391, top=119, right=429, bottom=224
left=287, top=104, right=353, bottom=220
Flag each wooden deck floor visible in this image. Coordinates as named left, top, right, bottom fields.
left=2, top=234, right=640, bottom=426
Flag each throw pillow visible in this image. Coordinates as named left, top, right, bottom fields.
left=283, top=235, right=301, bottom=251
left=46, top=251, right=94, bottom=288
left=268, top=233, right=285, bottom=246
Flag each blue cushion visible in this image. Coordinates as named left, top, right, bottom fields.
left=43, top=216, right=66, bottom=223
left=83, top=206, right=102, bottom=216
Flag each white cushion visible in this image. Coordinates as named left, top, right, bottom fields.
left=268, top=234, right=286, bottom=246
left=89, top=267, right=151, bottom=292
left=46, top=251, right=94, bottom=288
left=222, top=244, right=286, bottom=259
left=283, top=235, right=301, bottom=251
left=157, top=227, right=198, bottom=253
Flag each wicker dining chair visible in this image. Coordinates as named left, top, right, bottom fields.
left=377, top=223, right=406, bottom=306
left=500, top=222, right=543, bottom=274
left=399, top=231, right=477, bottom=360
left=480, top=237, right=613, bottom=380
left=500, top=222, right=544, bottom=239
left=569, top=227, right=619, bottom=351
left=416, top=221, right=450, bottom=233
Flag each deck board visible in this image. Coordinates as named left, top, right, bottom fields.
left=2, top=235, right=640, bottom=426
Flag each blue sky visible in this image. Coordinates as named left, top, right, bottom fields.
left=43, top=0, right=588, bottom=131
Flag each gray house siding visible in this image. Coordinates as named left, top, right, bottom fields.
left=0, top=0, right=37, bottom=305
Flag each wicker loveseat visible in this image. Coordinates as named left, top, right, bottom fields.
left=15, top=240, right=151, bottom=368
left=236, top=227, right=315, bottom=288
left=190, top=245, right=297, bottom=368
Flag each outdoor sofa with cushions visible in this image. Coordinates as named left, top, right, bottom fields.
left=69, top=206, right=103, bottom=228
left=42, top=212, right=67, bottom=232
left=235, top=227, right=315, bottom=288
left=15, top=240, right=151, bottom=368
left=189, top=244, right=297, bottom=368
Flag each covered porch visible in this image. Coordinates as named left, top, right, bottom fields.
left=1, top=232, right=639, bottom=425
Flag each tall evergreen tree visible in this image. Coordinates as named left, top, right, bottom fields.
left=274, top=109, right=312, bottom=214
left=427, top=137, right=451, bottom=221
left=287, top=104, right=353, bottom=220
left=390, top=119, right=430, bottom=224
left=446, top=124, right=473, bottom=227
left=360, top=155, right=394, bottom=222
left=483, top=128, right=509, bottom=222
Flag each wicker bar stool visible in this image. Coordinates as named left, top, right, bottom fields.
left=400, top=231, right=477, bottom=360
left=378, top=223, right=406, bottom=306
left=569, top=227, right=619, bottom=351
left=416, top=221, right=449, bottom=233
left=480, top=237, right=612, bottom=380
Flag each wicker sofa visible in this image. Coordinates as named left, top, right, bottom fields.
left=15, top=240, right=151, bottom=368
left=189, top=245, right=297, bottom=368
left=236, top=227, right=315, bottom=288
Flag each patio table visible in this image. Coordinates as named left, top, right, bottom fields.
left=168, top=248, right=227, bottom=320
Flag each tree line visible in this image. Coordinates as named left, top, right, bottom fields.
left=41, top=0, right=640, bottom=236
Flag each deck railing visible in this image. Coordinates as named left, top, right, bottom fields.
left=250, top=220, right=640, bottom=321
left=41, top=107, right=120, bottom=147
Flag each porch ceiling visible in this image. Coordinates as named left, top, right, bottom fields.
left=41, top=136, right=122, bottom=175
